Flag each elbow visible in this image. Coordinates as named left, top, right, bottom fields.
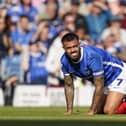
left=96, top=85, right=104, bottom=92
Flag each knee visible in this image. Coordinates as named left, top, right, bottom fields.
left=104, top=106, right=116, bottom=114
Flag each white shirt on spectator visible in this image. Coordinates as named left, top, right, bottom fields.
left=101, top=28, right=126, bottom=46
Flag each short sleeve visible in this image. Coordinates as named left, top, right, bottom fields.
left=61, top=62, right=70, bottom=76
left=61, top=55, right=70, bottom=76
left=88, top=53, right=104, bottom=77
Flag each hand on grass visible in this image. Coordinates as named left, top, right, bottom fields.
left=64, top=110, right=72, bottom=115
left=87, top=110, right=95, bottom=115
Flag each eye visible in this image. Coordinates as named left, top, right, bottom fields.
left=73, top=45, right=78, bottom=48
left=66, top=47, right=71, bottom=50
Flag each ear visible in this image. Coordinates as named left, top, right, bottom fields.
left=62, top=44, right=65, bottom=49
left=79, top=40, right=81, bottom=46
left=62, top=44, right=65, bottom=50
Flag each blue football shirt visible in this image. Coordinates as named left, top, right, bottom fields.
left=61, top=45, right=124, bottom=86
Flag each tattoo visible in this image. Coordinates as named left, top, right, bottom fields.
left=90, top=76, right=104, bottom=113
left=64, top=75, right=74, bottom=112
left=64, top=75, right=73, bottom=86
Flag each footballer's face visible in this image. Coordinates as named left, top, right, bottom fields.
left=63, top=39, right=81, bottom=61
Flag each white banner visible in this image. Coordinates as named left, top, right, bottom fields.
left=13, top=85, right=94, bottom=107
left=0, top=88, right=4, bottom=106
left=77, top=84, right=95, bottom=106
left=47, top=87, right=66, bottom=106
left=13, top=85, right=49, bottom=107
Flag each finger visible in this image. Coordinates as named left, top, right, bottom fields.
left=64, top=112, right=72, bottom=115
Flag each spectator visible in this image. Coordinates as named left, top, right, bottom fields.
left=58, top=0, right=71, bottom=18
left=20, top=0, right=39, bottom=24
left=101, top=15, right=126, bottom=47
left=62, top=12, right=76, bottom=32
left=78, top=0, right=90, bottom=16
left=11, top=15, right=35, bottom=52
left=7, top=0, right=22, bottom=24
left=39, top=0, right=60, bottom=39
left=75, top=25, right=90, bottom=41
left=32, top=0, right=45, bottom=8
left=103, top=34, right=118, bottom=55
left=1, top=47, right=22, bottom=105
left=32, top=19, right=49, bottom=41
left=0, top=17, right=12, bottom=88
left=101, top=15, right=126, bottom=59
left=85, top=0, right=93, bottom=3
left=45, top=0, right=59, bottom=21
left=4, top=0, right=14, bottom=8
left=70, top=0, right=88, bottom=33
left=26, top=40, right=48, bottom=84
left=120, top=0, right=126, bottom=29
left=38, top=24, right=51, bottom=54
left=11, top=15, right=35, bottom=71
left=86, top=0, right=111, bottom=41
left=107, top=0, right=120, bottom=15
left=46, top=28, right=70, bottom=85
left=39, top=0, right=58, bottom=21
left=5, top=14, right=17, bottom=32
left=0, top=3, right=7, bottom=18
left=0, top=17, right=12, bottom=60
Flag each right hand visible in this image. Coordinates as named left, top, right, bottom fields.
left=37, top=21, right=48, bottom=33
left=87, top=111, right=95, bottom=115
left=64, top=110, right=72, bottom=115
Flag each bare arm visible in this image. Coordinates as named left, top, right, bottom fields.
left=64, top=75, right=74, bottom=114
left=88, top=76, right=104, bottom=115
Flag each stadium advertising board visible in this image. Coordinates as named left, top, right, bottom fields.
left=0, top=88, right=4, bottom=106
left=13, top=85, right=49, bottom=106
left=13, top=85, right=94, bottom=107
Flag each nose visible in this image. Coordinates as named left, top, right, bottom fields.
left=71, top=47, right=75, bottom=53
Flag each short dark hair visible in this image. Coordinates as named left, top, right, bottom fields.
left=20, top=15, right=29, bottom=21
left=61, top=33, right=79, bottom=44
left=62, top=12, right=73, bottom=21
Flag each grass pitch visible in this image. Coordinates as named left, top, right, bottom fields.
left=0, top=107, right=126, bottom=126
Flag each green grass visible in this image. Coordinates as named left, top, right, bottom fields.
left=0, top=107, right=126, bottom=126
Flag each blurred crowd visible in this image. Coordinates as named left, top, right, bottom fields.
left=0, top=0, right=126, bottom=105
